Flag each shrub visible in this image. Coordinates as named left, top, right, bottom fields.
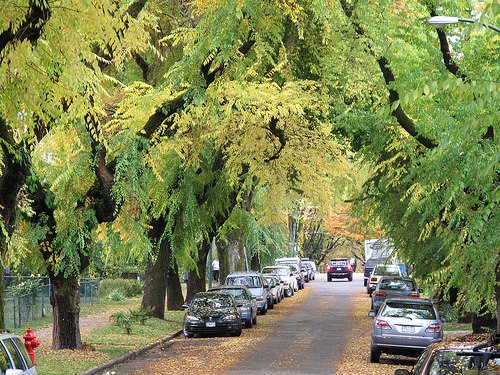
left=100, top=278, right=143, bottom=299
left=109, top=311, right=133, bottom=334
left=130, top=307, right=154, bottom=325
left=105, top=290, right=126, bottom=301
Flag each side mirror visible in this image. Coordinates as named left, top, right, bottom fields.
left=263, top=284, right=269, bottom=289
left=290, top=273, right=294, bottom=277
left=368, top=310, right=376, bottom=318
left=182, top=304, right=189, bottom=309
left=440, top=315, right=447, bottom=323
left=418, top=288, right=423, bottom=293
left=394, top=370, right=411, bottom=375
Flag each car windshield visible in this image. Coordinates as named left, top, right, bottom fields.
left=374, top=265, right=400, bottom=276
left=264, top=277, right=275, bottom=286
left=279, top=263, right=298, bottom=272
left=263, top=268, right=288, bottom=276
left=226, top=276, right=262, bottom=288
left=428, top=351, right=500, bottom=374
left=219, top=289, right=245, bottom=299
left=192, top=295, right=233, bottom=309
left=379, top=279, right=415, bottom=291
left=381, top=302, right=436, bottom=319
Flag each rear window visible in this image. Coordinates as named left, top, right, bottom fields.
left=381, top=302, right=436, bottom=320
left=226, top=276, right=262, bottom=288
left=374, top=265, right=400, bottom=276
left=379, top=279, right=416, bottom=291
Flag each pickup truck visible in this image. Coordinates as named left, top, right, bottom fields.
left=363, top=257, right=387, bottom=287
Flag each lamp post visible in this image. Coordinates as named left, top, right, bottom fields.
left=428, top=15, right=500, bottom=34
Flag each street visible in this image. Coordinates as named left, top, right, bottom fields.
left=106, top=273, right=364, bottom=375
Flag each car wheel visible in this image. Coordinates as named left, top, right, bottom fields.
left=364, top=279, right=367, bottom=286
left=245, top=318, right=253, bottom=328
left=370, top=347, right=380, bottom=363
left=327, top=275, right=332, bottom=282
left=348, top=276, right=353, bottom=282
left=269, top=300, right=274, bottom=309
left=252, top=315, right=257, bottom=325
left=231, top=328, right=242, bottom=337
left=261, top=304, right=267, bottom=315
left=184, top=331, right=194, bottom=338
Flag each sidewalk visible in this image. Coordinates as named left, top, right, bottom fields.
left=35, top=310, right=114, bottom=347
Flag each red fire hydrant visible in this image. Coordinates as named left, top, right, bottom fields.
left=23, top=328, right=40, bottom=365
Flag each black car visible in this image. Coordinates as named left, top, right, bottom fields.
left=326, top=257, right=353, bottom=282
left=209, top=285, right=258, bottom=328
left=182, top=291, right=243, bottom=338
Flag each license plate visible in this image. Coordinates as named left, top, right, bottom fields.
left=206, top=321, right=216, bottom=327
left=402, top=326, right=414, bottom=333
left=337, top=268, right=342, bottom=271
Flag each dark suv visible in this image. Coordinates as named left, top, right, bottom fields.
left=326, top=258, right=353, bottom=282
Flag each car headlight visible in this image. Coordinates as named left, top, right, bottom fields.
left=239, top=306, right=251, bottom=312
left=256, top=296, right=264, bottom=301
left=185, top=314, right=200, bottom=322
left=223, top=313, right=238, bottom=320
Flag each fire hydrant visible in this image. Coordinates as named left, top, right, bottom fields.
left=23, top=328, right=40, bottom=365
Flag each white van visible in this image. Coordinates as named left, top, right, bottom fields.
left=275, top=257, right=305, bottom=290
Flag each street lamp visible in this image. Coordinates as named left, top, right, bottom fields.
left=428, top=15, right=500, bottom=34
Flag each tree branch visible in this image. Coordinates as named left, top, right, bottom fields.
left=0, top=0, right=51, bottom=64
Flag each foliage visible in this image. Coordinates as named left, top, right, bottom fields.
left=101, top=279, right=144, bottom=299
left=5, top=277, right=44, bottom=296
left=109, top=311, right=133, bottom=334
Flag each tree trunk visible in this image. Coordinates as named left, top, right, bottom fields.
left=236, top=230, right=246, bottom=271
left=250, top=251, right=260, bottom=272
left=185, top=241, right=210, bottom=302
left=49, top=273, right=82, bottom=350
left=496, top=265, right=500, bottom=334
left=166, top=261, right=184, bottom=310
left=217, top=240, right=230, bottom=284
left=142, top=251, right=168, bottom=319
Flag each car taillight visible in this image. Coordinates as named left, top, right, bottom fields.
left=375, top=320, right=391, bottom=330
left=370, top=277, right=377, bottom=282
left=346, top=264, right=352, bottom=271
left=374, top=291, right=387, bottom=297
left=408, top=293, right=420, bottom=297
left=326, top=265, right=332, bottom=271
left=426, top=323, right=441, bottom=333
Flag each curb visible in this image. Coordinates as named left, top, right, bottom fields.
left=79, top=329, right=183, bottom=375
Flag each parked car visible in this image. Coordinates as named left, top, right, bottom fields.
left=182, top=291, right=242, bottom=338
left=0, top=332, right=38, bottom=375
left=275, top=257, right=305, bottom=290
left=261, top=265, right=297, bottom=297
left=302, top=262, right=314, bottom=282
left=363, top=257, right=389, bottom=287
left=209, top=285, right=258, bottom=328
left=371, top=276, right=421, bottom=313
left=367, top=263, right=403, bottom=295
left=264, top=274, right=284, bottom=304
left=303, top=260, right=317, bottom=280
left=224, top=271, right=270, bottom=314
left=394, top=334, right=500, bottom=374
left=369, top=297, right=444, bottom=363
left=326, top=257, right=353, bottom=282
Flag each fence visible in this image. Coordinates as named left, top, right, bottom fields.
left=3, top=277, right=100, bottom=329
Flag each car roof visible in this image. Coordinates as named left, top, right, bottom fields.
left=227, top=271, right=261, bottom=276
left=210, top=285, right=251, bottom=292
left=378, top=276, right=415, bottom=282
left=262, top=265, right=290, bottom=269
left=330, top=257, right=348, bottom=261
left=385, top=297, right=433, bottom=304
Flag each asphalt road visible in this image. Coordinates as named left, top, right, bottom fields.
left=103, top=272, right=362, bottom=375
left=224, top=273, right=359, bottom=375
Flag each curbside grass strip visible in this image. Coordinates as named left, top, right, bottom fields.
left=79, top=329, right=183, bottom=375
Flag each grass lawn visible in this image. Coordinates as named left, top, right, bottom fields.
left=11, top=297, right=184, bottom=375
